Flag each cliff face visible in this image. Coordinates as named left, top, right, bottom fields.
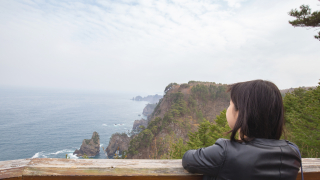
left=127, top=81, right=230, bottom=159
left=133, top=119, right=148, bottom=130
left=142, top=104, right=157, bottom=116
left=73, top=131, right=100, bottom=157
left=105, top=133, right=131, bottom=158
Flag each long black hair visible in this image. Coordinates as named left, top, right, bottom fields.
left=227, top=80, right=285, bottom=142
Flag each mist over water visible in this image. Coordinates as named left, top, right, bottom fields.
left=0, top=88, right=148, bottom=161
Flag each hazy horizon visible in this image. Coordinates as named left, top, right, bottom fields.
left=1, top=0, right=319, bottom=93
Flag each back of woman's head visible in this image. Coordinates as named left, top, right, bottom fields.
left=228, top=80, right=284, bottom=142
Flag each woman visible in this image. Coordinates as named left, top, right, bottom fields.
left=182, top=80, right=301, bottom=180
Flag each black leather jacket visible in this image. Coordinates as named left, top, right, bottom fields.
left=182, top=138, right=301, bottom=180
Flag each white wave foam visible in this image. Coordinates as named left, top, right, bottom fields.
left=100, top=144, right=103, bottom=147
left=49, top=149, right=73, bottom=155
left=102, top=124, right=107, bottom=126
left=66, top=152, right=79, bottom=159
left=32, top=152, right=40, bottom=158
left=32, top=151, right=47, bottom=158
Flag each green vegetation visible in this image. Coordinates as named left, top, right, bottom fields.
left=84, top=139, right=91, bottom=144
left=84, top=132, right=99, bottom=144
left=180, top=83, right=190, bottom=88
left=191, top=84, right=229, bottom=103
left=82, top=153, right=91, bottom=159
left=164, top=83, right=178, bottom=94
left=169, top=110, right=231, bottom=159
left=127, top=82, right=230, bottom=158
left=288, top=2, right=320, bottom=41
left=169, top=82, right=320, bottom=159
left=283, top=82, right=320, bottom=158
left=128, top=128, right=154, bottom=155
left=126, top=80, right=320, bottom=159
left=92, top=132, right=99, bottom=144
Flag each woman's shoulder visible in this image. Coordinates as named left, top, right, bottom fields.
left=217, top=138, right=293, bottom=147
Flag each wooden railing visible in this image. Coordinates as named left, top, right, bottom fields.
left=0, top=158, right=319, bottom=180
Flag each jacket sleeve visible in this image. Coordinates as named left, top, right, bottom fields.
left=182, top=138, right=226, bottom=177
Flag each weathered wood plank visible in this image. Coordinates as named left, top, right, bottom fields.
left=23, top=176, right=203, bottom=180
left=302, top=158, right=320, bottom=172
left=0, top=158, right=319, bottom=179
left=0, top=159, right=30, bottom=179
left=296, top=172, right=320, bottom=180
left=23, top=159, right=197, bottom=176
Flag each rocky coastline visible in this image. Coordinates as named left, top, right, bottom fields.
left=133, top=118, right=148, bottom=130
left=131, top=94, right=163, bottom=104
left=142, top=104, right=157, bottom=116
left=105, top=133, right=131, bottom=158
left=73, top=131, right=100, bottom=157
left=105, top=94, right=161, bottom=158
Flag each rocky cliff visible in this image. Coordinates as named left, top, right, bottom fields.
left=127, top=81, right=230, bottom=159
left=133, top=119, right=148, bottom=130
left=105, top=133, right=131, bottom=158
left=142, top=104, right=157, bottom=116
left=73, top=131, right=100, bottom=157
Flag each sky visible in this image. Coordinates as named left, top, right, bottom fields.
left=0, top=0, right=319, bottom=94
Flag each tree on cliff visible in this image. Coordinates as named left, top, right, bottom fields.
left=283, top=81, right=320, bottom=158
left=169, top=110, right=231, bottom=159
left=288, top=1, right=320, bottom=41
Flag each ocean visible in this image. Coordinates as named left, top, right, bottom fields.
left=0, top=87, right=151, bottom=161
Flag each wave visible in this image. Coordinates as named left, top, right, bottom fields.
left=32, top=149, right=78, bottom=159
left=113, top=124, right=125, bottom=126
left=32, top=151, right=47, bottom=158
left=102, top=124, right=107, bottom=126
left=66, top=152, right=79, bottom=159
left=49, top=149, right=74, bottom=155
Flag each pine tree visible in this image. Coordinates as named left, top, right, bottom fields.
left=169, top=110, right=231, bottom=159
left=288, top=1, right=320, bottom=41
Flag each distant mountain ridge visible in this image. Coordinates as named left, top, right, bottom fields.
left=132, top=94, right=163, bottom=104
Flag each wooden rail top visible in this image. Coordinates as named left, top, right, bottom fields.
left=0, top=158, right=319, bottom=180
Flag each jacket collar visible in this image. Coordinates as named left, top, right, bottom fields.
left=248, top=138, right=288, bottom=146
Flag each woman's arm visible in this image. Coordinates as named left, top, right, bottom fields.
left=182, top=138, right=226, bottom=177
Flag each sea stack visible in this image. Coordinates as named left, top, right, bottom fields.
left=106, top=133, right=130, bottom=158
left=73, top=131, right=100, bottom=157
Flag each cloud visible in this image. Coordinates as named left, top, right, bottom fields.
left=223, top=0, right=247, bottom=8
left=0, top=0, right=319, bottom=93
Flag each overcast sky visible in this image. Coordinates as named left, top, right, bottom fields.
left=0, top=0, right=319, bottom=94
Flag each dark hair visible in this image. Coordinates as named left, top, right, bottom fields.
left=227, top=80, right=285, bottom=142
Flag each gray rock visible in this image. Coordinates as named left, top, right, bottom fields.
left=73, top=131, right=100, bottom=157
left=134, top=94, right=163, bottom=104
left=106, top=133, right=130, bottom=158
left=142, top=104, right=157, bottom=116
left=133, top=119, right=148, bottom=130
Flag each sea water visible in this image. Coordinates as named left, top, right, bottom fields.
left=0, top=87, right=150, bottom=161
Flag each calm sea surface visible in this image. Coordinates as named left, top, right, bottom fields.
left=0, top=88, right=149, bottom=161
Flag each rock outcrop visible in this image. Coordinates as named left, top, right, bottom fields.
left=142, top=104, right=157, bottom=116
left=106, top=133, right=131, bottom=158
left=127, top=82, right=231, bottom=159
left=73, top=131, right=100, bottom=157
left=133, top=94, right=163, bottom=104
left=132, top=118, right=148, bottom=130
